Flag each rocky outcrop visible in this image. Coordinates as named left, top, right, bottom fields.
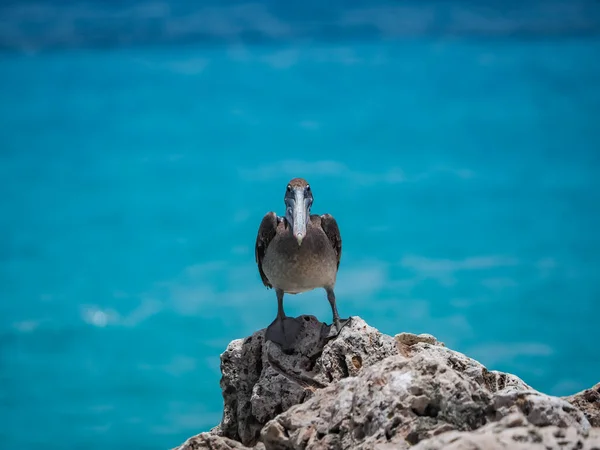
left=174, top=316, right=600, bottom=450
left=214, top=316, right=398, bottom=445
left=412, top=413, right=600, bottom=450
left=564, top=383, right=600, bottom=428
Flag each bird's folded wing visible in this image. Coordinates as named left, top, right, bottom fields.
left=320, top=214, right=342, bottom=269
left=255, top=212, right=278, bottom=288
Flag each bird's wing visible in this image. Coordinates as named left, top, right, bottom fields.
left=320, top=214, right=342, bottom=269
left=255, top=212, right=279, bottom=288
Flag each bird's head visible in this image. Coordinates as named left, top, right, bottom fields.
left=284, top=178, right=313, bottom=246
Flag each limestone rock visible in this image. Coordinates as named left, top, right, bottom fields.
left=218, top=316, right=397, bottom=446
left=564, top=383, right=600, bottom=427
left=259, top=344, right=589, bottom=449
left=174, top=432, right=260, bottom=450
left=412, top=413, right=600, bottom=450
left=395, top=332, right=445, bottom=353
left=174, top=316, right=599, bottom=450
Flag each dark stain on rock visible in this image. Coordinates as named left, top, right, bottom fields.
left=338, top=353, right=349, bottom=378
left=384, top=416, right=402, bottom=440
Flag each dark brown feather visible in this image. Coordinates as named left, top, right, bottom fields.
left=255, top=212, right=278, bottom=288
left=319, top=214, right=342, bottom=269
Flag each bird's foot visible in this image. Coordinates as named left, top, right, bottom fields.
left=265, top=316, right=303, bottom=352
left=323, top=317, right=351, bottom=339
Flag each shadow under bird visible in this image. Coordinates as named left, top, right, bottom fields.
left=255, top=178, right=348, bottom=349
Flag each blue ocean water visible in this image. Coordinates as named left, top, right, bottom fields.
left=1, top=10, right=600, bottom=449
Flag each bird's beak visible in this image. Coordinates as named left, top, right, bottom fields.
left=292, top=188, right=307, bottom=246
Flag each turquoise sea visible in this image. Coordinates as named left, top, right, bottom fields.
left=1, top=2, right=600, bottom=448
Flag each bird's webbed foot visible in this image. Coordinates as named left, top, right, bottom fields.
left=323, top=317, right=351, bottom=339
left=265, top=316, right=303, bottom=352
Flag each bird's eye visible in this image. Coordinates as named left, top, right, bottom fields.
left=287, top=185, right=292, bottom=192
left=306, top=185, right=310, bottom=192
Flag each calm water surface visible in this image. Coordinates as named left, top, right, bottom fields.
left=1, top=37, right=599, bottom=448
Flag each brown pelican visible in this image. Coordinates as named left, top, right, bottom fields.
left=255, top=178, right=347, bottom=349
